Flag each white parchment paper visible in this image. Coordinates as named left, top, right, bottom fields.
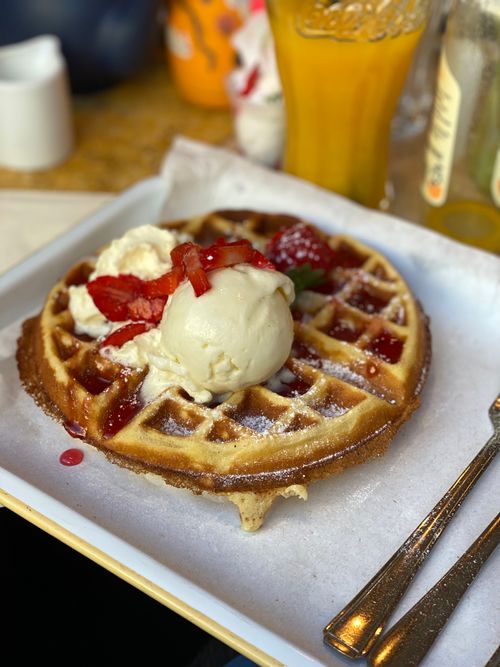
left=1, top=138, right=499, bottom=667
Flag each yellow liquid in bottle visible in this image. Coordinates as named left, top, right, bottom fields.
left=425, top=200, right=500, bottom=253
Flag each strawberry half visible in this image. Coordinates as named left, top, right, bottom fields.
left=267, top=223, right=335, bottom=272
left=100, top=322, right=152, bottom=348
left=87, top=274, right=144, bottom=322
left=87, top=274, right=166, bottom=324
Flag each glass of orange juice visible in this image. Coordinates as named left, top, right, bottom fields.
left=266, top=0, right=432, bottom=208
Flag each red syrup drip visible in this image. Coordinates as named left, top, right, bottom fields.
left=328, top=320, right=362, bottom=343
left=104, top=394, right=143, bottom=438
left=77, top=371, right=113, bottom=395
left=59, top=448, right=84, bottom=466
left=333, top=243, right=365, bottom=268
left=347, top=285, right=390, bottom=314
left=367, top=329, right=404, bottom=364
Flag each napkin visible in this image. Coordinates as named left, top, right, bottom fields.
left=1, top=137, right=499, bottom=667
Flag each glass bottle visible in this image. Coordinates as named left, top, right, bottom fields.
left=420, top=0, right=500, bottom=253
left=165, top=0, right=244, bottom=109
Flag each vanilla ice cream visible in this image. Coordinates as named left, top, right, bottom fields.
left=68, top=225, right=189, bottom=338
left=103, top=264, right=295, bottom=403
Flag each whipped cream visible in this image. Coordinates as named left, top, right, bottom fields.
left=103, top=264, right=295, bottom=403
left=68, top=225, right=188, bottom=338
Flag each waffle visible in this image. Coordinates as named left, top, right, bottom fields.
left=17, top=210, right=431, bottom=530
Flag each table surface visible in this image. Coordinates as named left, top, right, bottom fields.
left=0, top=52, right=426, bottom=225
left=0, top=57, right=234, bottom=194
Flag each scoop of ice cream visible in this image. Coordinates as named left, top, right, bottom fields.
left=141, top=264, right=295, bottom=402
left=69, top=225, right=189, bottom=338
left=150, top=264, right=295, bottom=399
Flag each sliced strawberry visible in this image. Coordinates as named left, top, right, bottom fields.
left=200, top=239, right=254, bottom=271
left=143, top=265, right=184, bottom=298
left=100, top=322, right=152, bottom=348
left=183, top=245, right=210, bottom=296
left=87, top=274, right=143, bottom=322
left=251, top=249, right=276, bottom=270
left=171, top=241, right=199, bottom=268
left=87, top=273, right=167, bottom=323
left=127, top=296, right=166, bottom=323
left=267, top=223, right=335, bottom=272
left=89, top=234, right=277, bottom=315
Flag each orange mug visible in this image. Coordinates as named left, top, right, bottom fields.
left=166, top=0, right=244, bottom=109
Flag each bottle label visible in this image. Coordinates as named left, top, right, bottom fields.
left=492, top=149, right=500, bottom=208
left=422, top=52, right=461, bottom=207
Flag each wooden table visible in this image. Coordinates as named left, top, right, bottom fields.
left=0, top=52, right=426, bottom=225
left=0, top=57, right=234, bottom=193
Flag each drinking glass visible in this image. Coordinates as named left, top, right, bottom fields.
left=267, top=0, right=432, bottom=208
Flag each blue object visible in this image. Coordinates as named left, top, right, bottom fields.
left=224, top=657, right=258, bottom=667
left=0, top=0, right=161, bottom=92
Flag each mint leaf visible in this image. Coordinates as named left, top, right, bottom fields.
left=286, top=263, right=326, bottom=297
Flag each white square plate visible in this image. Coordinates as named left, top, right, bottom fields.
left=1, top=139, right=499, bottom=667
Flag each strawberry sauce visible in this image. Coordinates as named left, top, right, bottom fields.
left=76, top=370, right=113, bottom=395
left=59, top=448, right=84, bottom=466
left=333, top=243, right=365, bottom=268
left=347, top=285, right=390, bottom=314
left=104, top=394, right=143, bottom=438
left=367, top=329, right=403, bottom=364
left=327, top=320, right=363, bottom=342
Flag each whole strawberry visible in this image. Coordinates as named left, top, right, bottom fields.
left=267, top=223, right=335, bottom=272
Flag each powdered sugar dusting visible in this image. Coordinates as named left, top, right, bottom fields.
left=314, top=403, right=348, bottom=418
left=158, top=416, right=193, bottom=437
left=320, top=360, right=369, bottom=389
left=237, top=413, right=274, bottom=433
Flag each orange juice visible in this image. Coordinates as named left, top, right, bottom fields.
left=267, top=0, right=427, bottom=208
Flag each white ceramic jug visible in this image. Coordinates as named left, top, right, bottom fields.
left=0, top=35, right=74, bottom=171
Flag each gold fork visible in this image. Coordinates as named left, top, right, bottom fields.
left=368, top=511, right=500, bottom=666
left=323, top=393, right=500, bottom=659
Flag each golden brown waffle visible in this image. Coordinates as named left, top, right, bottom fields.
left=17, top=210, right=431, bottom=530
